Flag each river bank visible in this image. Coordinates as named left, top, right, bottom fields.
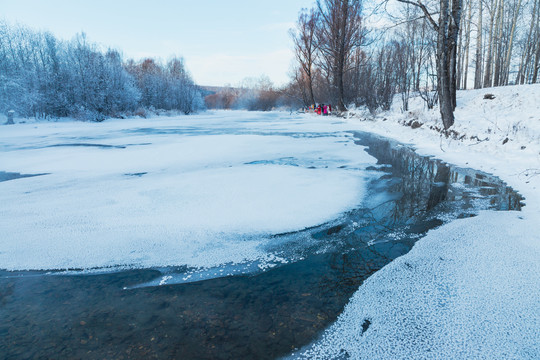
left=296, top=84, right=540, bottom=359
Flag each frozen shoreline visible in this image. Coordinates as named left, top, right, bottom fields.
left=294, top=84, right=540, bottom=359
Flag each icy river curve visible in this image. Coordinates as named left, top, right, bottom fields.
left=0, top=111, right=523, bottom=359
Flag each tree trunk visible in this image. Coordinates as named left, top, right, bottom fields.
left=492, top=0, right=504, bottom=86
left=307, top=69, right=316, bottom=106
left=533, top=1, right=540, bottom=83
left=456, top=15, right=464, bottom=90
left=462, top=0, right=473, bottom=89
left=474, top=0, right=483, bottom=89
left=336, top=56, right=346, bottom=111
left=483, top=0, right=499, bottom=88
left=533, top=43, right=540, bottom=83
left=437, top=0, right=458, bottom=130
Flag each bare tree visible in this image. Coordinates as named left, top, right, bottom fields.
left=516, top=0, right=539, bottom=84
left=316, top=0, right=365, bottom=111
left=483, top=0, right=499, bottom=88
left=397, top=0, right=464, bottom=130
left=492, top=0, right=505, bottom=86
left=290, top=8, right=319, bottom=106
left=459, top=0, right=473, bottom=89
left=394, top=7, right=434, bottom=108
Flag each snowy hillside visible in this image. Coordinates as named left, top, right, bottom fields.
left=296, top=84, right=540, bottom=359
left=396, top=84, right=539, bottom=151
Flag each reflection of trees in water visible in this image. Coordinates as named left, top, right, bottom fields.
left=357, top=132, right=523, bottom=216
left=365, top=143, right=448, bottom=228
left=320, top=133, right=524, bottom=297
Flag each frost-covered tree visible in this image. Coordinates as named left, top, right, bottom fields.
left=125, top=56, right=203, bottom=115
left=0, top=21, right=203, bottom=120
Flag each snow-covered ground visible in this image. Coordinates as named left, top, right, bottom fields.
left=294, top=84, right=540, bottom=359
left=0, top=112, right=376, bottom=271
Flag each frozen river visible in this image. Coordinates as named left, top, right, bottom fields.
left=0, top=111, right=522, bottom=359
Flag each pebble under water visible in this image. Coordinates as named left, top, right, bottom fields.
left=0, top=132, right=523, bottom=360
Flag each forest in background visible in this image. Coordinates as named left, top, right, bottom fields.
left=286, top=0, right=539, bottom=116
left=1, top=0, right=539, bottom=121
left=0, top=21, right=204, bottom=121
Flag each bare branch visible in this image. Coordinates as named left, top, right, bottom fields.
left=396, top=0, right=439, bottom=31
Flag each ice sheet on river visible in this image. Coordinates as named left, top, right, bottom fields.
left=0, top=112, right=376, bottom=271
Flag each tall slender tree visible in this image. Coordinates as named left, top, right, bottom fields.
left=483, top=0, right=499, bottom=88
left=474, top=0, right=483, bottom=89
left=460, top=0, right=473, bottom=89
left=516, top=0, right=539, bottom=84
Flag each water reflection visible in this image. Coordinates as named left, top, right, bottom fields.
left=0, top=132, right=523, bottom=360
left=317, top=132, right=523, bottom=301
left=356, top=131, right=522, bottom=224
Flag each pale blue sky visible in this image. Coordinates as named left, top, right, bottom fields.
left=0, top=0, right=315, bottom=86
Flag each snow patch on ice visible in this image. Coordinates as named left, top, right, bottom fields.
left=0, top=112, right=376, bottom=271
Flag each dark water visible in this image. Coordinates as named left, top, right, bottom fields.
left=47, top=143, right=127, bottom=149
left=0, top=171, right=49, bottom=182
left=0, top=132, right=523, bottom=360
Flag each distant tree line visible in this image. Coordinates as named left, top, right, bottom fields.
left=0, top=21, right=204, bottom=121
left=204, top=75, right=283, bottom=111
left=288, top=0, right=539, bottom=129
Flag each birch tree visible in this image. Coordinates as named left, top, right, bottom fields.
left=516, top=0, right=539, bottom=84
left=483, top=0, right=499, bottom=87
left=474, top=0, right=483, bottom=88
left=397, top=0, right=464, bottom=130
